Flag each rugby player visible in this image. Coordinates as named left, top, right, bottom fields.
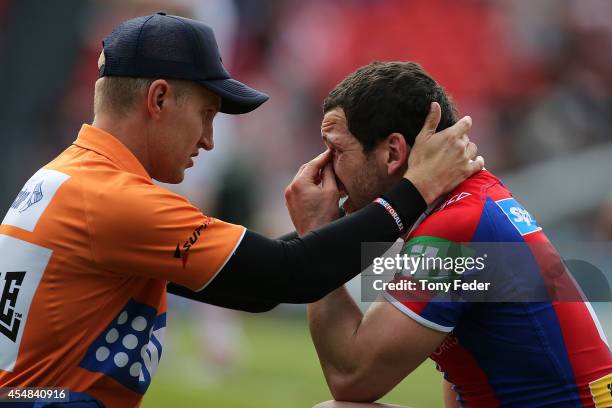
left=0, top=14, right=482, bottom=407
left=305, top=62, right=612, bottom=408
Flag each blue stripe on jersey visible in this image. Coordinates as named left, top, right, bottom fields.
left=454, top=198, right=583, bottom=406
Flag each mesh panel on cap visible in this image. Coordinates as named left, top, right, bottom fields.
left=138, top=16, right=194, bottom=64
left=104, top=16, right=150, bottom=56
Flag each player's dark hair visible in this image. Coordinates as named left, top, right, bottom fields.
left=323, top=61, right=458, bottom=153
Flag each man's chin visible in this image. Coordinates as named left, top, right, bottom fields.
left=154, top=171, right=185, bottom=184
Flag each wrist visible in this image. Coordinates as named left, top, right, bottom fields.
left=296, top=221, right=326, bottom=237
left=379, top=178, right=426, bottom=234
left=404, top=171, right=437, bottom=206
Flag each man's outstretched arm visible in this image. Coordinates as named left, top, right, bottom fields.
left=308, top=290, right=447, bottom=402
left=168, top=103, right=482, bottom=309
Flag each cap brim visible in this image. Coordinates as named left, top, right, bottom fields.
left=199, top=78, right=269, bottom=114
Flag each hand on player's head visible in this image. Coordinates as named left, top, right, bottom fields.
left=404, top=102, right=484, bottom=205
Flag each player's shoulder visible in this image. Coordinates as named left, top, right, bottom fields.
left=411, top=170, right=505, bottom=242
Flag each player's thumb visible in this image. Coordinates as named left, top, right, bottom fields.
left=419, top=102, right=442, bottom=139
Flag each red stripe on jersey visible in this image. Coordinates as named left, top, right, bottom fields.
left=551, top=302, right=612, bottom=407
left=432, top=335, right=501, bottom=407
left=525, top=233, right=612, bottom=407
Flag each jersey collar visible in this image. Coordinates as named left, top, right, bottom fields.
left=73, top=124, right=151, bottom=180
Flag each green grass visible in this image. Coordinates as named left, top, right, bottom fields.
left=142, top=311, right=443, bottom=408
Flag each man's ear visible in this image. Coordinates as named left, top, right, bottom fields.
left=146, top=79, right=170, bottom=119
left=386, top=132, right=410, bottom=176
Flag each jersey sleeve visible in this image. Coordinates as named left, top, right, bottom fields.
left=383, top=196, right=487, bottom=333
left=87, top=183, right=245, bottom=291
left=382, top=237, right=467, bottom=333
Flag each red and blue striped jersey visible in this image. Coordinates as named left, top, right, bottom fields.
left=384, top=170, right=612, bottom=407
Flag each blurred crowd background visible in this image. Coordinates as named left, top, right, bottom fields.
left=1, top=0, right=611, bottom=407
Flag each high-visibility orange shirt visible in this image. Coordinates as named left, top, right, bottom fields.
left=0, top=124, right=245, bottom=407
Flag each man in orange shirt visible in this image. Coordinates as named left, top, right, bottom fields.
left=0, top=13, right=482, bottom=407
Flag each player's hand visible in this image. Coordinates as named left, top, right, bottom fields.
left=285, top=150, right=341, bottom=236
left=405, top=102, right=484, bottom=205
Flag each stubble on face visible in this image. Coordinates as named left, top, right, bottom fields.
left=343, top=153, right=389, bottom=213
left=321, top=108, right=390, bottom=214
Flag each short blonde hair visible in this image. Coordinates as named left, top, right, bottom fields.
left=94, top=77, right=150, bottom=116
left=93, top=76, right=196, bottom=116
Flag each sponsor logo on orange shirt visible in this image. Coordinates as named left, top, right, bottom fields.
left=173, top=217, right=213, bottom=268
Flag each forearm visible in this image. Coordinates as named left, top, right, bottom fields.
left=167, top=282, right=278, bottom=313
left=276, top=230, right=299, bottom=241
left=166, top=229, right=305, bottom=310
left=308, top=286, right=365, bottom=381
left=189, top=179, right=424, bottom=304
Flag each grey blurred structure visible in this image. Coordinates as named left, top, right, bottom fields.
left=0, top=0, right=92, bottom=210
left=2, top=0, right=612, bottom=237
left=1, top=0, right=611, bottom=238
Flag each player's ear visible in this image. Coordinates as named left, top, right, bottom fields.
left=386, top=132, right=409, bottom=175
left=146, top=79, right=170, bottom=119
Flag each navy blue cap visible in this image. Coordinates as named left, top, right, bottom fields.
left=99, top=12, right=269, bottom=114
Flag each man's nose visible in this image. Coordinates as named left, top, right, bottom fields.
left=200, top=132, right=214, bottom=151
